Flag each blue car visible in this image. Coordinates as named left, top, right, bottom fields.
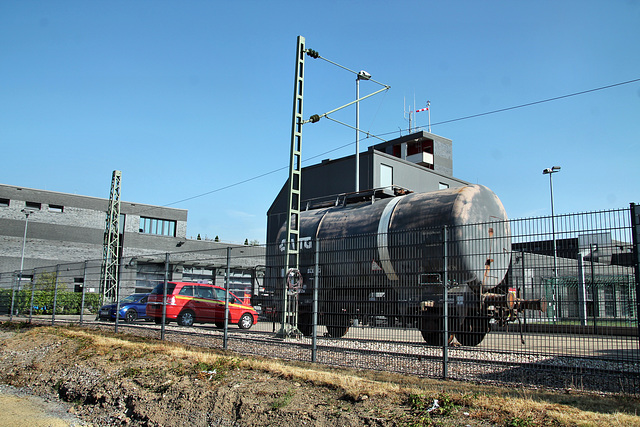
left=98, top=293, right=150, bottom=323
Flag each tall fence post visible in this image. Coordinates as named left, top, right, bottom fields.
left=52, top=264, right=60, bottom=326
left=590, top=244, right=598, bottom=334
left=312, top=239, right=320, bottom=363
left=80, top=261, right=87, bottom=325
left=442, top=225, right=449, bottom=379
left=520, top=248, right=528, bottom=331
left=9, top=273, right=16, bottom=322
left=630, top=203, right=640, bottom=346
left=28, top=269, right=35, bottom=324
left=577, top=252, right=588, bottom=326
left=114, top=264, right=121, bottom=334
left=161, top=253, right=170, bottom=341
left=224, top=246, right=231, bottom=350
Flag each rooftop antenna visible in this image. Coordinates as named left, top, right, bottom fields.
left=403, top=97, right=414, bottom=133
left=416, top=100, right=431, bottom=132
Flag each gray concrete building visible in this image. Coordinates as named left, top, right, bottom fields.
left=267, top=130, right=469, bottom=244
left=0, top=184, right=263, bottom=300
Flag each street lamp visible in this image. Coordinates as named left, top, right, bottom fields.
left=11, top=209, right=33, bottom=320
left=542, top=166, right=561, bottom=319
left=18, top=209, right=34, bottom=283
left=355, top=70, right=371, bottom=192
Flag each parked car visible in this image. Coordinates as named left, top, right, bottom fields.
left=146, top=282, right=258, bottom=329
left=98, top=293, right=150, bottom=323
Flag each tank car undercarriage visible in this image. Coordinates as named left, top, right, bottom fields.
left=295, top=284, right=546, bottom=347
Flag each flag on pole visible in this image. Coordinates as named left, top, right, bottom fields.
left=416, top=107, right=429, bottom=112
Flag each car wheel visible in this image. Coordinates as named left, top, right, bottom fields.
left=238, top=313, right=254, bottom=329
left=154, top=317, right=170, bottom=325
left=177, top=310, right=195, bottom=327
left=124, top=309, right=138, bottom=323
left=214, top=322, right=225, bottom=329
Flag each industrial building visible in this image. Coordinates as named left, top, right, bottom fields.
left=267, top=130, right=469, bottom=243
left=0, top=184, right=263, bottom=300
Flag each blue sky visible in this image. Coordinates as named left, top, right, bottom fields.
left=2, top=1, right=639, bottom=244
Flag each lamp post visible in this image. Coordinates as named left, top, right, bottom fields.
left=11, top=209, right=33, bottom=320
left=18, top=209, right=34, bottom=285
left=355, top=70, right=371, bottom=192
left=542, top=166, right=561, bottom=319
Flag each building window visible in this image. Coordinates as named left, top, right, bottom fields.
left=380, top=164, right=393, bottom=188
left=0, top=198, right=9, bottom=207
left=139, top=216, right=176, bottom=237
left=48, top=204, right=64, bottom=213
left=25, top=201, right=41, bottom=210
left=74, top=277, right=84, bottom=293
left=439, top=182, right=449, bottom=190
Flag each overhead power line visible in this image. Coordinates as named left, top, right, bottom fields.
left=148, top=77, right=640, bottom=212
left=410, top=77, right=640, bottom=129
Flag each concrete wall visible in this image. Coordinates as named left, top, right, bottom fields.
left=0, top=183, right=188, bottom=278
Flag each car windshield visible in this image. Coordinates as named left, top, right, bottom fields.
left=150, top=282, right=176, bottom=295
left=121, top=294, right=142, bottom=303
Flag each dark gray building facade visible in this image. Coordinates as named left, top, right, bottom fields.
left=0, top=184, right=263, bottom=300
left=266, top=131, right=469, bottom=244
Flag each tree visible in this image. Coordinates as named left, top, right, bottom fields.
left=244, top=239, right=249, bottom=245
left=215, top=236, right=220, bottom=242
left=35, top=272, right=60, bottom=292
left=197, top=234, right=201, bottom=240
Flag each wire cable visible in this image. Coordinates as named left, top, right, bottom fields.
left=384, top=77, right=640, bottom=134
left=144, top=77, right=640, bottom=213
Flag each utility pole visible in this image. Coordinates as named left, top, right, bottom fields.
left=277, top=36, right=306, bottom=338
left=275, top=37, right=390, bottom=337
left=100, top=170, right=121, bottom=302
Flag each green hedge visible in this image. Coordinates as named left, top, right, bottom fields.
left=0, top=289, right=103, bottom=315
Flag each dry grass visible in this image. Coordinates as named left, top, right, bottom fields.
left=29, top=326, right=640, bottom=426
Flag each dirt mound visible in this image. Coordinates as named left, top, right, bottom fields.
left=1, top=324, right=638, bottom=426
left=0, top=326, right=408, bottom=426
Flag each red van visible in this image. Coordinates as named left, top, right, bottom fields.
left=146, top=282, right=258, bottom=329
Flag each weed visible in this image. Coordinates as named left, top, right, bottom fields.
left=0, top=321, right=30, bottom=331
left=506, top=415, right=534, bottom=427
left=122, top=366, right=142, bottom=377
left=408, top=393, right=427, bottom=411
left=436, top=392, right=456, bottom=415
left=192, top=358, right=240, bottom=381
left=271, top=388, right=296, bottom=410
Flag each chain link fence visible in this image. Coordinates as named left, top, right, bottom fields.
left=1, top=206, right=638, bottom=394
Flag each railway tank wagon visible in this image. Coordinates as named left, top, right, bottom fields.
left=270, top=184, right=535, bottom=346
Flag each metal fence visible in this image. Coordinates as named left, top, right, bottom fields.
left=0, top=206, right=638, bottom=394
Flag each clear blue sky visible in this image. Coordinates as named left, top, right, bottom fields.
left=2, top=1, right=639, bottom=244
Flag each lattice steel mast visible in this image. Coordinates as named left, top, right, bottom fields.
left=277, top=36, right=307, bottom=337
left=100, top=170, right=121, bottom=302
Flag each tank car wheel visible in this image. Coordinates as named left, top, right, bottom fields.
left=419, top=310, right=444, bottom=346
left=326, top=313, right=350, bottom=338
left=238, top=313, right=254, bottom=329
left=297, top=311, right=313, bottom=336
left=456, top=315, right=490, bottom=347
left=177, top=310, right=195, bottom=327
left=326, top=325, right=349, bottom=338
